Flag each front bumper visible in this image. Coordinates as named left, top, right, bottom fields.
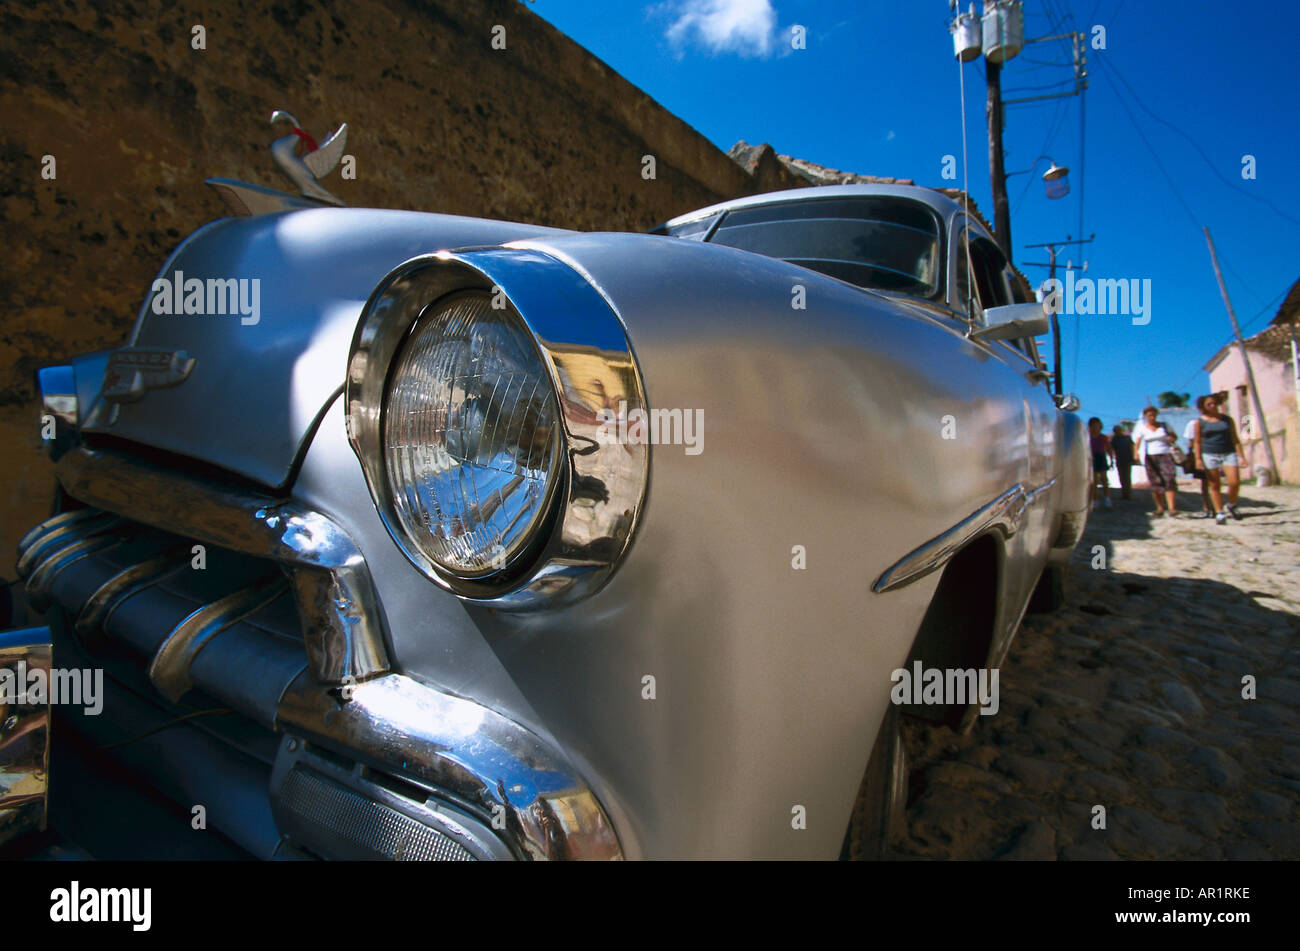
left=13, top=445, right=621, bottom=860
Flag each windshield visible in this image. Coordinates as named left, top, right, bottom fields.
left=681, top=196, right=942, bottom=298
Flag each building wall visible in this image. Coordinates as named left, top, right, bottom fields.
left=0, top=0, right=785, bottom=570
left=1207, top=342, right=1300, bottom=482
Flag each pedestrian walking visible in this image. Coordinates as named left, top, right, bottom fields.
left=1193, top=394, right=1249, bottom=525
left=1133, top=406, right=1179, bottom=516
left=1111, top=425, right=1134, bottom=500
left=1088, top=417, right=1114, bottom=509
left=1183, top=401, right=1213, bottom=518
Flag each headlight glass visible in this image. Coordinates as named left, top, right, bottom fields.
left=382, top=291, right=561, bottom=577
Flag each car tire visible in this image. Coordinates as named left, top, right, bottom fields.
left=841, top=704, right=908, bottom=860
left=1027, top=563, right=1067, bottom=613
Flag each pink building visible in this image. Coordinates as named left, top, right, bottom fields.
left=1202, top=280, right=1300, bottom=483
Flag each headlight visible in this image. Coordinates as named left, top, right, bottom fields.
left=347, top=247, right=649, bottom=609
left=383, top=291, right=562, bottom=577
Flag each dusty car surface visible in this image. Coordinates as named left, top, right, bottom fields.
left=5, top=140, right=1089, bottom=860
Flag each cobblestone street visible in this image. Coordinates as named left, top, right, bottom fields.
left=894, top=483, right=1300, bottom=860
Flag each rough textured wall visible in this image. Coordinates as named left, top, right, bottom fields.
left=0, top=0, right=774, bottom=569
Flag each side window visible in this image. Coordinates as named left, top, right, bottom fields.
left=955, top=232, right=973, bottom=317
left=957, top=228, right=1038, bottom=359
left=969, top=237, right=1010, bottom=310
left=653, top=213, right=720, bottom=240
left=955, top=229, right=1011, bottom=319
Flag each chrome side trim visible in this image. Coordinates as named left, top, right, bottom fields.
left=275, top=672, right=623, bottom=861
left=25, top=535, right=127, bottom=610
left=873, top=479, right=1058, bottom=594
left=15, top=512, right=122, bottom=579
left=75, top=546, right=193, bottom=636
left=345, top=248, right=650, bottom=611
left=54, top=446, right=389, bottom=685
left=149, top=575, right=290, bottom=702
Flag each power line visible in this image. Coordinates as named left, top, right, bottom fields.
left=1012, top=95, right=1070, bottom=216
left=1100, top=56, right=1300, bottom=231
left=1214, top=241, right=1268, bottom=311
left=1096, top=59, right=1201, bottom=228
left=1004, top=76, right=1078, bottom=94
left=1164, top=280, right=1293, bottom=396
left=1098, top=56, right=1275, bottom=315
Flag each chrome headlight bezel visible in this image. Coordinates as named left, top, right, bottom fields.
left=346, top=247, right=649, bottom=610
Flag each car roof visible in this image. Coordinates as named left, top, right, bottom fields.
left=660, top=183, right=969, bottom=230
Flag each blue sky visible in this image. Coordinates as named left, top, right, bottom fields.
left=531, top=0, right=1300, bottom=429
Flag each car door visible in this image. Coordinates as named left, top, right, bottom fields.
left=952, top=221, right=1058, bottom=638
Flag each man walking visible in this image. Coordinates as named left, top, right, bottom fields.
left=1111, top=424, right=1134, bottom=500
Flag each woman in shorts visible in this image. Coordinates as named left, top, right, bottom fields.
left=1133, top=405, right=1179, bottom=516
left=1193, top=394, right=1248, bottom=524
left=1183, top=402, right=1213, bottom=517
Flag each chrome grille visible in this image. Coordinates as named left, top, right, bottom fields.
left=278, top=768, right=476, bottom=862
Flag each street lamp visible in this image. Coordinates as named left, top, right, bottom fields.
left=1007, top=155, right=1070, bottom=198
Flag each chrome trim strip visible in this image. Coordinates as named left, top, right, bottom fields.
left=149, top=574, right=290, bottom=702
left=873, top=478, right=1058, bottom=594
left=25, top=534, right=126, bottom=610
left=54, top=446, right=389, bottom=685
left=75, top=545, right=194, bottom=636
left=345, top=248, right=650, bottom=611
left=275, top=671, right=623, bottom=860
left=16, top=509, right=96, bottom=553
left=17, top=508, right=99, bottom=558
left=15, top=512, right=122, bottom=578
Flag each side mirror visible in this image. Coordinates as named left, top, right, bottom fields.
left=1054, top=393, right=1081, bottom=412
left=970, top=302, right=1050, bottom=343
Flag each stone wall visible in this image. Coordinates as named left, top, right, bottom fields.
left=0, top=0, right=778, bottom=570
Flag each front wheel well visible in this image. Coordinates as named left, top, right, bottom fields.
left=899, top=533, right=1000, bottom=728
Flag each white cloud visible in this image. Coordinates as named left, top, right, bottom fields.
left=662, top=0, right=779, bottom=57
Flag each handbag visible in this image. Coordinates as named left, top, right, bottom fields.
left=1166, top=426, right=1187, bottom=465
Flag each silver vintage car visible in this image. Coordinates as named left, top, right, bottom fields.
left=5, top=141, right=1089, bottom=860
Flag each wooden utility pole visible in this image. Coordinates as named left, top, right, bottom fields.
left=987, top=59, right=1011, bottom=259
left=1022, top=234, right=1094, bottom=396
left=1204, top=227, right=1280, bottom=482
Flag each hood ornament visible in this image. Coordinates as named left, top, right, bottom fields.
left=268, top=110, right=348, bottom=206
left=205, top=110, right=348, bottom=216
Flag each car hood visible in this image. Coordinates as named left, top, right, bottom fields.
left=83, top=208, right=568, bottom=489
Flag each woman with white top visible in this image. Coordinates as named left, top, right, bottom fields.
left=1133, top=405, right=1179, bottom=516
